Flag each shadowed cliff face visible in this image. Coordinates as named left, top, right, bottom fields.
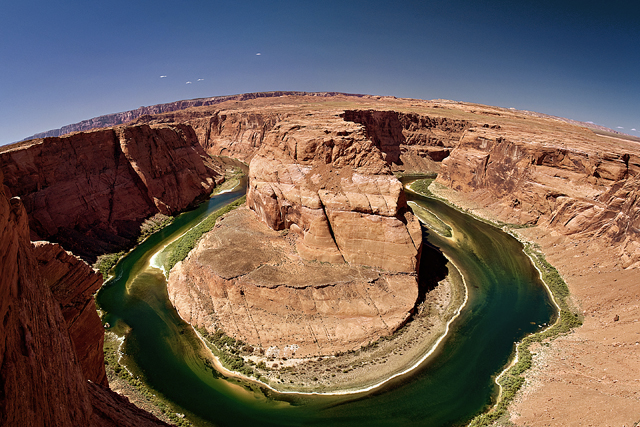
left=0, top=170, right=169, bottom=426
left=341, top=109, right=470, bottom=167
left=1, top=123, right=224, bottom=261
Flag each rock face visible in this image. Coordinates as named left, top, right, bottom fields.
left=1, top=123, right=224, bottom=261
left=168, top=208, right=419, bottom=357
left=20, top=91, right=369, bottom=142
left=0, top=170, right=168, bottom=426
left=437, top=122, right=640, bottom=268
left=247, top=112, right=422, bottom=273
left=32, top=241, right=107, bottom=386
left=341, top=109, right=469, bottom=168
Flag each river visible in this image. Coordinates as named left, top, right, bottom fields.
left=97, top=177, right=555, bottom=426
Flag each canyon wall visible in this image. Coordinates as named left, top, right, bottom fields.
left=437, top=124, right=640, bottom=268
left=168, top=109, right=427, bottom=357
left=0, top=170, right=168, bottom=426
left=341, top=109, right=470, bottom=169
left=1, top=123, right=224, bottom=261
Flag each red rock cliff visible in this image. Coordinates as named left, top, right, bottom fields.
left=1, top=123, right=224, bottom=261
left=0, top=170, right=169, bottom=426
left=437, top=121, right=640, bottom=268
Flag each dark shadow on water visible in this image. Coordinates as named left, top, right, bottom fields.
left=416, top=229, right=450, bottom=307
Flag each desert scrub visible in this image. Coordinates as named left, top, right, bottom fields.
left=138, top=213, right=173, bottom=243
left=93, top=251, right=125, bottom=279
left=409, top=178, right=435, bottom=196
left=163, top=196, right=246, bottom=272
left=196, top=328, right=258, bottom=378
left=103, top=332, right=193, bottom=426
left=468, top=246, right=582, bottom=427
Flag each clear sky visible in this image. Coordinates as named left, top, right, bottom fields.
left=1, top=0, right=638, bottom=145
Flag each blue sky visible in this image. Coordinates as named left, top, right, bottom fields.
left=1, top=0, right=638, bottom=145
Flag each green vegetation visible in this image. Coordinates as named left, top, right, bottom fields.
left=409, top=179, right=533, bottom=230
left=163, top=196, right=246, bottom=272
left=409, top=178, right=435, bottom=196
left=138, top=213, right=173, bottom=243
left=103, top=332, right=192, bottom=426
left=93, top=251, right=125, bottom=279
left=408, top=201, right=452, bottom=238
left=468, top=246, right=582, bottom=427
left=196, top=328, right=258, bottom=378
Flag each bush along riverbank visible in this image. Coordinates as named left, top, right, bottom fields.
left=162, top=196, right=246, bottom=272
left=93, top=213, right=175, bottom=280
left=103, top=332, right=193, bottom=427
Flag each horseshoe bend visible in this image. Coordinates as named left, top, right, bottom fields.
left=2, top=92, right=640, bottom=425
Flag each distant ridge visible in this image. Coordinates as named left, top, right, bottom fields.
left=19, top=91, right=368, bottom=142
left=19, top=91, right=636, bottom=143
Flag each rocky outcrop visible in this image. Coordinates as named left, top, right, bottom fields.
left=437, top=124, right=640, bottom=268
left=0, top=170, right=168, bottom=426
left=341, top=110, right=469, bottom=168
left=247, top=112, right=422, bottom=273
left=32, top=241, right=106, bottom=386
left=167, top=110, right=425, bottom=357
left=168, top=207, right=419, bottom=357
left=1, top=123, right=224, bottom=261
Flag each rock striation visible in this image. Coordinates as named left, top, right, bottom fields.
left=32, top=241, right=107, bottom=386
left=247, top=112, right=422, bottom=273
left=1, top=123, right=225, bottom=261
left=437, top=121, right=640, bottom=268
left=0, top=170, right=168, bottom=426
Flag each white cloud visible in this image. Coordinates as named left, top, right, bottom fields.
left=186, top=81, right=192, bottom=84
left=617, top=126, right=624, bottom=129
left=160, top=75, right=167, bottom=78
left=632, top=128, right=637, bottom=131
left=586, top=121, right=594, bottom=124
left=197, top=78, right=204, bottom=81
left=256, top=53, right=261, bottom=55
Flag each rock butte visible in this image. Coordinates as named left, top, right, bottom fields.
left=2, top=91, right=639, bottom=425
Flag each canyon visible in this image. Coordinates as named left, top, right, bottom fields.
left=1, top=92, right=639, bottom=426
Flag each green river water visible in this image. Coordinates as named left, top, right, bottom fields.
left=97, top=177, right=555, bottom=427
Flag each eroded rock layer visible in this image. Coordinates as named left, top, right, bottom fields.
left=0, top=170, right=168, bottom=426
left=168, top=208, right=419, bottom=357
left=1, top=123, right=224, bottom=261
left=247, top=111, right=422, bottom=273
left=437, top=121, right=640, bottom=268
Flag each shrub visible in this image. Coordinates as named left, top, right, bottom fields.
left=164, top=196, right=246, bottom=271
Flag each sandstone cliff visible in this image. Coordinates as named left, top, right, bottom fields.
left=0, top=170, right=168, bottom=426
left=168, top=207, right=420, bottom=357
left=1, top=123, right=225, bottom=261
left=437, top=121, right=640, bottom=268
left=247, top=111, right=422, bottom=273
left=32, top=241, right=107, bottom=386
